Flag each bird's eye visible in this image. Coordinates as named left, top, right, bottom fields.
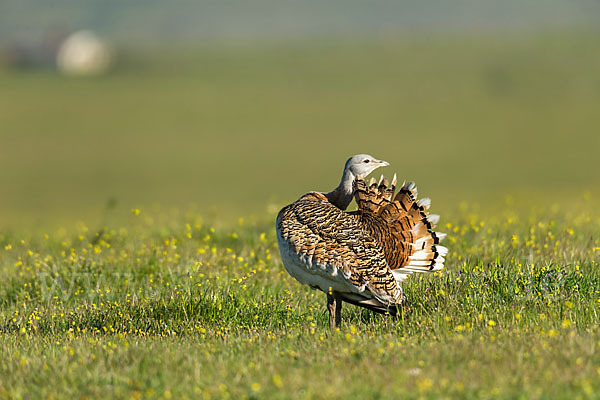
left=363, top=159, right=370, bottom=164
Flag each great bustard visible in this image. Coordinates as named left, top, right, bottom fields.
left=276, top=154, right=447, bottom=328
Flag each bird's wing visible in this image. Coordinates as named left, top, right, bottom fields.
left=276, top=192, right=402, bottom=305
left=353, top=176, right=447, bottom=282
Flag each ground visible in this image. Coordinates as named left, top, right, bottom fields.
left=1, top=201, right=599, bottom=398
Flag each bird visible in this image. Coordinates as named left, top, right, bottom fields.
left=276, top=154, right=447, bottom=329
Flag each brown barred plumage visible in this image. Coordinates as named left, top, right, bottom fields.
left=352, top=177, right=446, bottom=274
left=275, top=155, right=447, bottom=328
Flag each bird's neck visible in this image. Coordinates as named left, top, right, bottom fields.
left=325, top=168, right=355, bottom=210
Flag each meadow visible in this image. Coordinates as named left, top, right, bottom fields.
left=1, top=32, right=600, bottom=398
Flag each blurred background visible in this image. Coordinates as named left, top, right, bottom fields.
left=1, top=1, right=599, bottom=228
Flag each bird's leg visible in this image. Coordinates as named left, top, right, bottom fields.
left=327, top=292, right=343, bottom=329
left=327, top=293, right=336, bottom=329
left=334, top=292, right=342, bottom=328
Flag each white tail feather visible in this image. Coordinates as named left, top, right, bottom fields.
left=405, top=182, right=417, bottom=197
left=413, top=236, right=429, bottom=249
left=392, top=269, right=412, bottom=282
left=406, top=260, right=432, bottom=267
left=428, top=214, right=440, bottom=225
left=417, top=198, right=431, bottom=209
left=409, top=249, right=430, bottom=260
left=435, top=245, right=448, bottom=257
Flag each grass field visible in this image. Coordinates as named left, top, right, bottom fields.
left=1, top=200, right=599, bottom=398
left=1, top=32, right=600, bottom=398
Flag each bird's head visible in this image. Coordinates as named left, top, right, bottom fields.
left=344, top=154, right=389, bottom=178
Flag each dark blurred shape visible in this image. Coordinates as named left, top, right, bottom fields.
left=483, top=65, right=514, bottom=97
left=105, top=197, right=118, bottom=211
left=0, top=29, right=68, bottom=69
left=0, top=28, right=113, bottom=76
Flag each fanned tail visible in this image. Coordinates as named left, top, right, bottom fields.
left=353, top=176, right=447, bottom=282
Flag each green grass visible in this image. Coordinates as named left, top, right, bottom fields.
left=1, top=31, right=600, bottom=398
left=1, top=199, right=600, bottom=398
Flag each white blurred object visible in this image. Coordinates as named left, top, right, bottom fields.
left=56, top=30, right=113, bottom=76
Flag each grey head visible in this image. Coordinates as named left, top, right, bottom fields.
left=325, top=154, right=390, bottom=210
left=344, top=154, right=389, bottom=179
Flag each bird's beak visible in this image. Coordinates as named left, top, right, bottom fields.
left=378, top=160, right=389, bottom=167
